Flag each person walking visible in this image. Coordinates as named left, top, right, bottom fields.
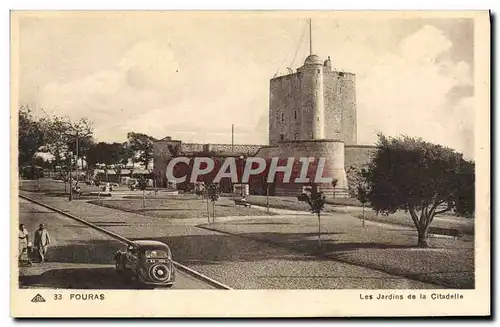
left=18, top=224, right=31, bottom=265
left=34, top=224, right=50, bottom=263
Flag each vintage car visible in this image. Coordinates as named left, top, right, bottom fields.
left=114, top=240, right=175, bottom=288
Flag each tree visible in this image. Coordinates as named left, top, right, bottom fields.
left=108, top=142, right=132, bottom=182
left=137, top=175, right=148, bottom=208
left=364, top=134, right=475, bottom=247
left=331, top=179, right=338, bottom=198
left=41, top=115, right=93, bottom=198
left=346, top=166, right=370, bottom=227
left=206, top=183, right=220, bottom=223
left=127, top=132, right=157, bottom=171
left=299, top=184, right=326, bottom=247
left=454, top=160, right=475, bottom=218
left=18, top=106, right=46, bottom=169
left=67, top=135, right=94, bottom=178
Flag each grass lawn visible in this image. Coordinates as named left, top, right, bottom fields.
left=200, top=214, right=474, bottom=289
left=90, top=196, right=279, bottom=219
left=246, top=195, right=474, bottom=236
left=246, top=195, right=335, bottom=212
left=351, top=210, right=474, bottom=236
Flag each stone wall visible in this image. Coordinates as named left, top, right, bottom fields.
left=269, top=73, right=302, bottom=145
left=152, top=139, right=183, bottom=188
left=344, top=145, right=376, bottom=169
left=323, top=71, right=357, bottom=145
left=204, top=143, right=263, bottom=155
left=269, top=68, right=357, bottom=146
left=153, top=139, right=264, bottom=187
left=254, top=139, right=347, bottom=196
left=181, top=143, right=204, bottom=153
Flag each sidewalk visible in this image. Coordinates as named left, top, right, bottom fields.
left=19, top=191, right=439, bottom=290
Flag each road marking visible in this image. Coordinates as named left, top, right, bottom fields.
left=20, top=195, right=233, bottom=290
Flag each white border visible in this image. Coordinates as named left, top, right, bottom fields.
left=3, top=1, right=498, bottom=325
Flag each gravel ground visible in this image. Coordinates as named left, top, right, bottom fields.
left=20, top=189, right=439, bottom=289
left=200, top=214, right=474, bottom=289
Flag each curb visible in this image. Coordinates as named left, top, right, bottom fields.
left=19, top=194, right=233, bottom=290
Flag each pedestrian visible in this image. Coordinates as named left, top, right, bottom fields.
left=18, top=224, right=31, bottom=265
left=34, top=224, right=50, bottom=263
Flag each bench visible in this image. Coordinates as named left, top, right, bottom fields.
left=429, top=227, right=464, bottom=239
left=234, top=199, right=252, bottom=208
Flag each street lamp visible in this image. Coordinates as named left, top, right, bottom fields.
left=69, top=153, right=73, bottom=201
left=239, top=155, right=245, bottom=198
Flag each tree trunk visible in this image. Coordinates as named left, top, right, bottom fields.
left=142, top=190, right=145, bottom=208
left=362, top=202, right=365, bottom=227
left=417, top=226, right=429, bottom=248
left=318, top=212, right=321, bottom=247
left=213, top=201, right=216, bottom=223
left=266, top=185, right=269, bottom=213
left=207, top=198, right=210, bottom=223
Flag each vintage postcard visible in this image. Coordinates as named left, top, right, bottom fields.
left=10, top=10, right=490, bottom=317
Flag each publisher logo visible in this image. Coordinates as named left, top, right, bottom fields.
left=31, top=294, right=46, bottom=303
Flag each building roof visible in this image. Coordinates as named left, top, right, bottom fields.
left=304, top=54, right=323, bottom=65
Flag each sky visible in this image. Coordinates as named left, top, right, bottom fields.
left=16, top=12, right=475, bottom=159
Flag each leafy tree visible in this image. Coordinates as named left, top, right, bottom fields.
left=364, top=134, right=475, bottom=247
left=331, top=179, right=338, bottom=198
left=127, top=132, right=157, bottom=171
left=18, top=106, right=46, bottom=168
left=107, top=142, right=132, bottom=182
left=206, top=183, right=220, bottom=223
left=137, top=175, right=149, bottom=208
left=42, top=115, right=93, bottom=196
left=299, top=184, right=326, bottom=247
left=67, top=135, right=94, bottom=177
left=454, top=160, right=475, bottom=218
left=346, top=166, right=370, bottom=227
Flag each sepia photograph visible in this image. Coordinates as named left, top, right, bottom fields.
left=10, top=10, right=490, bottom=317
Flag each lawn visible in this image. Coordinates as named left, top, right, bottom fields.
left=246, top=195, right=474, bottom=236
left=90, top=196, right=279, bottom=219
left=199, top=213, right=474, bottom=289
left=349, top=210, right=474, bottom=236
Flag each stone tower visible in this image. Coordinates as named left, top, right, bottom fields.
left=268, top=22, right=357, bottom=146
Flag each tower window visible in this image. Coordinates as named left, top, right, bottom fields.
left=294, top=111, right=297, bottom=120
left=280, top=133, right=285, bottom=141
left=281, top=113, right=284, bottom=122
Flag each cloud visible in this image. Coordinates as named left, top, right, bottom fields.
left=26, top=21, right=474, bottom=158
left=356, top=25, right=474, bottom=158
left=32, top=37, right=270, bottom=145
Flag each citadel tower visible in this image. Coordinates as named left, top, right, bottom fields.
left=269, top=20, right=357, bottom=146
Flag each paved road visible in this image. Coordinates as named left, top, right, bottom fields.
left=17, top=198, right=213, bottom=289
left=20, top=191, right=440, bottom=289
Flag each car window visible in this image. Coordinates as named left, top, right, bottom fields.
left=145, top=250, right=168, bottom=258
